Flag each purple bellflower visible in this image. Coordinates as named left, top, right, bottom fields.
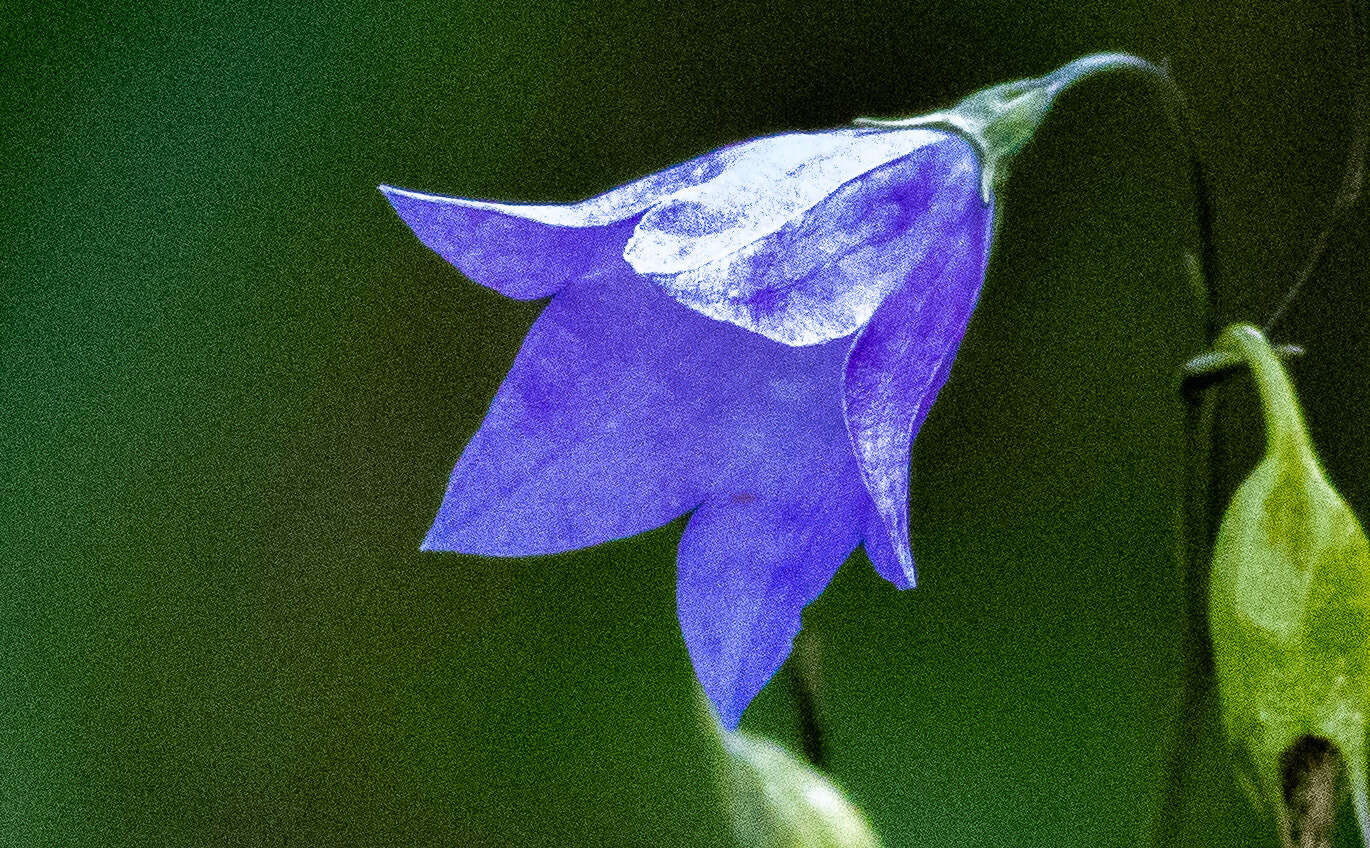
left=383, top=53, right=1160, bottom=727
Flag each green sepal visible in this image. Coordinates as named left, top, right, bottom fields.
left=1206, top=323, right=1370, bottom=827
left=856, top=52, right=1168, bottom=201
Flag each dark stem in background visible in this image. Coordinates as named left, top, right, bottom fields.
left=1140, top=57, right=1222, bottom=339
left=1187, top=132, right=1221, bottom=343
left=1264, top=0, right=1370, bottom=335
left=1153, top=369, right=1219, bottom=848
left=1153, top=64, right=1226, bottom=848
left=787, top=626, right=827, bottom=770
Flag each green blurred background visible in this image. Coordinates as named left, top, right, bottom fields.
left=4, top=0, right=1367, bottom=845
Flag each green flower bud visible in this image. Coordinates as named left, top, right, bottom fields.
left=721, top=731, right=882, bottom=848
left=1207, top=323, right=1370, bottom=843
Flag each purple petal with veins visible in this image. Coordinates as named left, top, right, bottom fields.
left=842, top=180, right=993, bottom=587
left=384, top=123, right=993, bottom=726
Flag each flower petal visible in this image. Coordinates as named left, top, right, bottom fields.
left=842, top=195, right=994, bottom=586
left=626, top=128, right=950, bottom=275
left=860, top=509, right=911, bottom=590
left=625, top=129, right=979, bottom=346
left=381, top=129, right=914, bottom=300
left=380, top=144, right=759, bottom=299
left=379, top=190, right=633, bottom=300
left=422, top=265, right=866, bottom=557
left=678, top=480, right=867, bottom=729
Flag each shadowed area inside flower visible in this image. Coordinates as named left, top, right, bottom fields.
left=382, top=124, right=992, bottom=727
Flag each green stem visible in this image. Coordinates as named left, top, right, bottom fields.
left=1181, top=344, right=1305, bottom=392
left=1214, top=324, right=1318, bottom=469
left=786, top=627, right=828, bottom=770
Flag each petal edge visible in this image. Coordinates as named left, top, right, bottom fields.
left=843, top=196, right=993, bottom=585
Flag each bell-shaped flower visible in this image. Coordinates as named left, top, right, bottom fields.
left=382, top=52, right=1167, bottom=727
left=383, top=128, right=988, bottom=727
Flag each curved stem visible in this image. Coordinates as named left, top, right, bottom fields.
left=1215, top=324, right=1319, bottom=467
left=1058, top=55, right=1223, bottom=324
left=1045, top=59, right=1223, bottom=303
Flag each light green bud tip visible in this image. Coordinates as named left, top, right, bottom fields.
left=721, top=731, right=882, bottom=848
left=1207, top=323, right=1370, bottom=841
left=856, top=52, right=1169, bottom=201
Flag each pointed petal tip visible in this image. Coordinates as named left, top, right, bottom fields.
left=861, top=517, right=919, bottom=590
left=679, top=491, right=862, bottom=740
left=418, top=526, right=447, bottom=553
left=714, top=697, right=745, bottom=731
left=900, top=546, right=919, bottom=589
left=419, top=520, right=492, bottom=556
left=694, top=682, right=745, bottom=733
left=378, top=183, right=447, bottom=215
left=880, top=558, right=917, bottom=591
left=377, top=183, right=417, bottom=203
left=702, top=673, right=755, bottom=731
left=695, top=666, right=759, bottom=732
left=377, top=183, right=432, bottom=224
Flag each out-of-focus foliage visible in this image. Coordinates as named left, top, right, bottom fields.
left=722, top=728, right=882, bottom=848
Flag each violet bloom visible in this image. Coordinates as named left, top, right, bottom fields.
left=383, top=126, right=990, bottom=727
left=383, top=52, right=1171, bottom=728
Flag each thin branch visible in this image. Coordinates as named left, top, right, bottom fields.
left=1265, top=0, right=1370, bottom=334
left=1181, top=343, right=1305, bottom=393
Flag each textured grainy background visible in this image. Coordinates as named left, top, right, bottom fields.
left=3, top=1, right=1366, bottom=845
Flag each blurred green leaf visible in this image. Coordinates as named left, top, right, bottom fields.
left=719, top=726, right=882, bottom=848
